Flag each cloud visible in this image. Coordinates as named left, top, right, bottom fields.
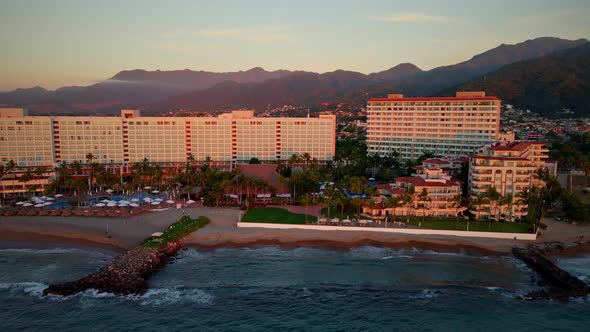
left=199, top=27, right=291, bottom=43
left=369, top=13, right=450, bottom=23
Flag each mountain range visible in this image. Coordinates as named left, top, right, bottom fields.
left=450, top=43, right=590, bottom=117
left=1, top=37, right=588, bottom=115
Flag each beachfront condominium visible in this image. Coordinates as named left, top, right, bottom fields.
left=0, top=108, right=336, bottom=168
left=468, top=141, right=552, bottom=220
left=366, top=91, right=501, bottom=160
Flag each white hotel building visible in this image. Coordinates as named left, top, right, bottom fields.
left=0, top=108, right=336, bottom=167
left=366, top=91, right=501, bottom=160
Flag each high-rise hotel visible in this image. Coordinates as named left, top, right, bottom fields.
left=0, top=108, right=336, bottom=167
left=366, top=91, right=501, bottom=160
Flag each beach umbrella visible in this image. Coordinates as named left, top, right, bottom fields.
left=45, top=197, right=54, bottom=201
left=130, top=198, right=139, bottom=202
left=40, top=196, right=48, bottom=200
left=101, top=199, right=110, bottom=203
left=151, top=190, right=160, bottom=194
left=166, top=200, right=175, bottom=204
left=34, top=204, right=44, bottom=207
left=95, top=203, right=105, bottom=207
left=22, top=203, right=33, bottom=207
left=186, top=199, right=195, bottom=204
left=107, top=202, right=117, bottom=207
left=15, top=201, right=25, bottom=205
left=54, top=194, right=63, bottom=198
left=144, top=198, right=152, bottom=203
left=154, top=198, right=163, bottom=202
left=151, top=201, right=161, bottom=205
left=106, top=189, right=114, bottom=193
left=129, top=203, right=139, bottom=207
left=43, top=202, right=52, bottom=206
left=144, top=186, right=151, bottom=190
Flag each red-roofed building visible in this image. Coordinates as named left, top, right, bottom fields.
left=362, top=167, right=465, bottom=218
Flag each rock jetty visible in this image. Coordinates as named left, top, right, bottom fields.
left=512, top=246, right=590, bottom=301
left=43, top=241, right=183, bottom=296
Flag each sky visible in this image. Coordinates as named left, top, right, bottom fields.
left=0, top=0, right=589, bottom=91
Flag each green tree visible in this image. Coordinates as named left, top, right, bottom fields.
left=300, top=193, right=313, bottom=224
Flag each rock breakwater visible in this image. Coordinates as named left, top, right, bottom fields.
left=513, top=246, right=590, bottom=301
left=43, top=241, right=182, bottom=296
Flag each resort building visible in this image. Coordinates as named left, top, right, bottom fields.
left=366, top=91, right=501, bottom=160
left=362, top=166, right=466, bottom=218
left=0, top=108, right=336, bottom=195
left=1, top=108, right=336, bottom=166
left=468, top=141, right=552, bottom=220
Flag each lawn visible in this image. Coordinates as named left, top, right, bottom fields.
left=403, top=217, right=532, bottom=233
left=142, top=215, right=210, bottom=248
left=320, top=210, right=532, bottom=233
left=242, top=207, right=317, bottom=224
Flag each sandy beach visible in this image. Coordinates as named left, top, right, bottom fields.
left=2, top=205, right=590, bottom=255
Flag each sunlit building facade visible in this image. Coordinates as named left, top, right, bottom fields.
left=468, top=141, right=551, bottom=220
left=366, top=91, right=501, bottom=160
left=1, top=108, right=336, bottom=167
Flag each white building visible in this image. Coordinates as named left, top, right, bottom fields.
left=366, top=91, right=501, bottom=160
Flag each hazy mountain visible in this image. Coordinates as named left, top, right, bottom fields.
left=154, top=72, right=343, bottom=110
left=352, top=37, right=589, bottom=99
left=110, top=67, right=297, bottom=90
left=156, top=37, right=588, bottom=110
left=1, top=36, right=587, bottom=114
left=449, top=43, right=590, bottom=117
left=367, top=63, right=422, bottom=81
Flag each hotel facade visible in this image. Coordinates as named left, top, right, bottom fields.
left=0, top=108, right=336, bottom=167
left=366, top=91, right=501, bottom=160
left=468, top=141, right=552, bottom=220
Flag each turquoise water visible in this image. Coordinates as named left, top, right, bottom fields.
left=1, top=246, right=589, bottom=331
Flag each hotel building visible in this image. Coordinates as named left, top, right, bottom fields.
left=363, top=165, right=466, bottom=218
left=0, top=108, right=336, bottom=194
left=366, top=91, right=501, bottom=160
left=468, top=141, right=551, bottom=220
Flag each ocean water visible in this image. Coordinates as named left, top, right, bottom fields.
left=0, top=246, right=589, bottom=331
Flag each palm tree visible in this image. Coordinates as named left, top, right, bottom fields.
left=70, top=160, right=82, bottom=175
left=470, top=194, right=485, bottom=220
left=301, top=152, right=312, bottom=165
left=18, top=169, right=33, bottom=195
left=402, top=192, right=414, bottom=222
left=450, top=194, right=463, bottom=218
left=288, top=153, right=301, bottom=167
left=484, top=187, right=501, bottom=221
left=385, top=196, right=402, bottom=224
left=300, top=193, right=313, bottom=224
left=418, top=188, right=430, bottom=222
left=89, top=162, right=103, bottom=191
left=500, top=194, right=514, bottom=222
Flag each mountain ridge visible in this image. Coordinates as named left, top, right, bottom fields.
left=1, top=36, right=587, bottom=114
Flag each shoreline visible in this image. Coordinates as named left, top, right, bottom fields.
left=1, top=207, right=590, bottom=258
left=0, top=230, right=127, bottom=253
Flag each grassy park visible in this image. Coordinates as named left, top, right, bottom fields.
left=242, top=207, right=317, bottom=224
left=404, top=217, right=531, bottom=233
left=320, top=208, right=532, bottom=233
